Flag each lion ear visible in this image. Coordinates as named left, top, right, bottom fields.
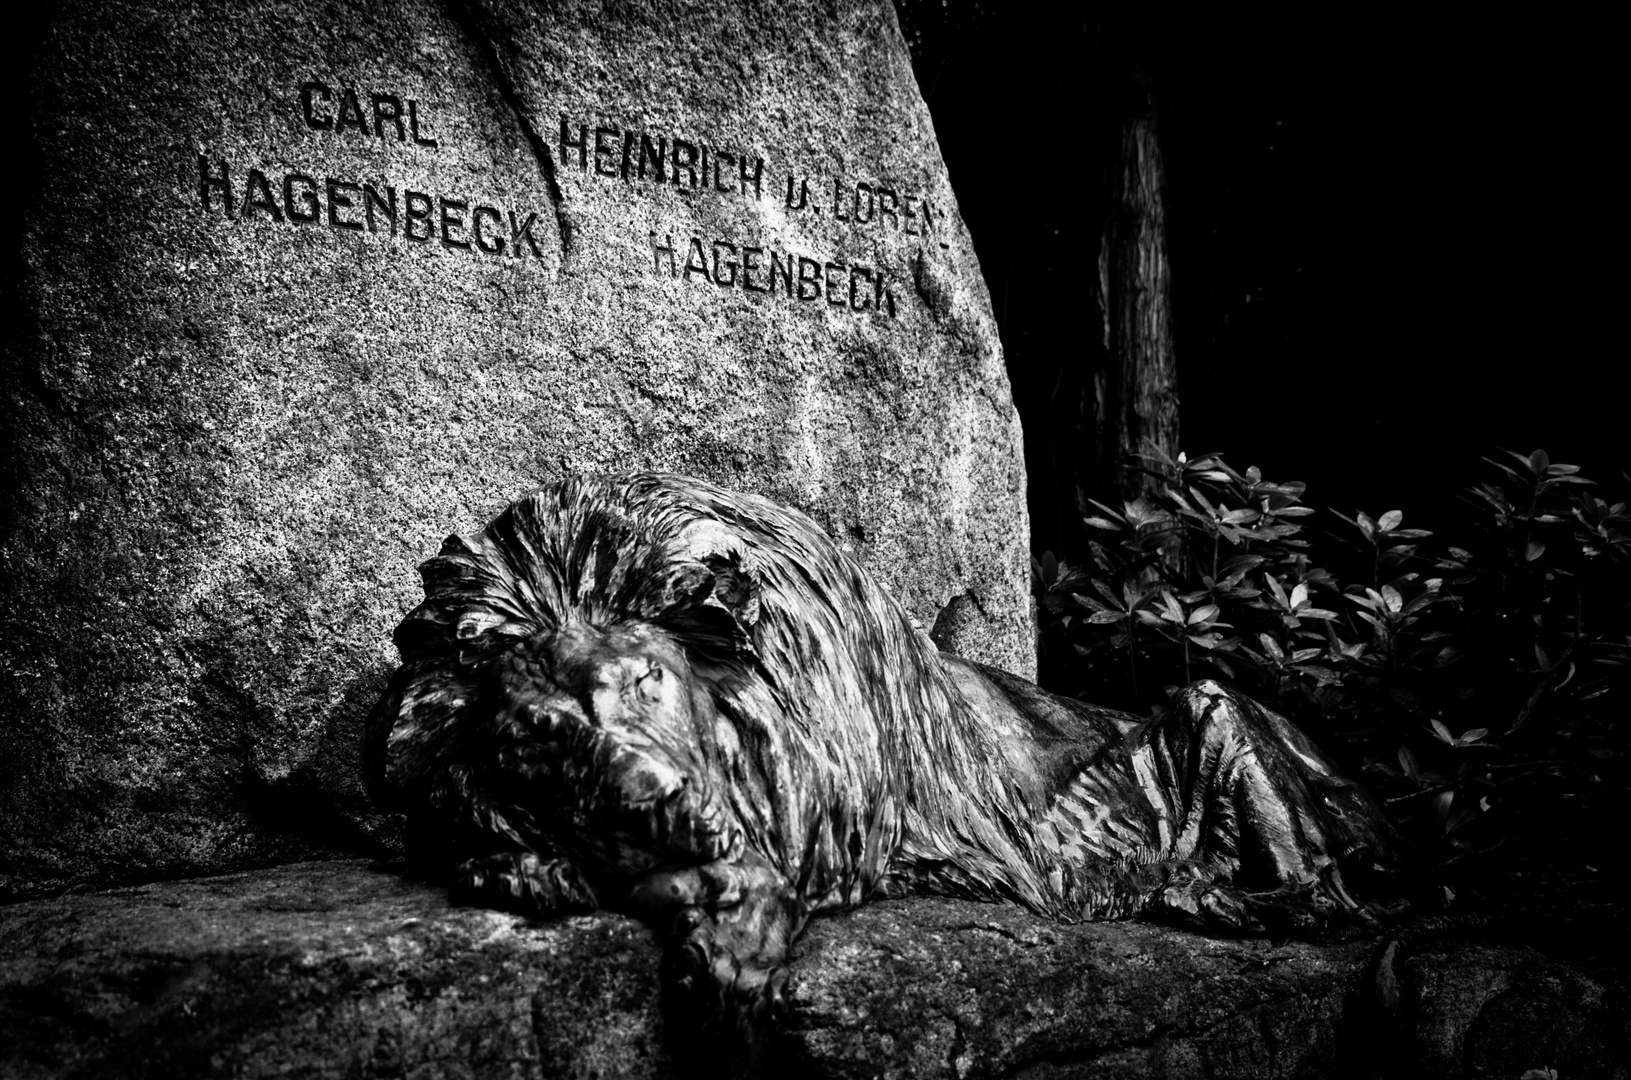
left=702, top=553, right=760, bottom=628
left=653, top=552, right=760, bottom=663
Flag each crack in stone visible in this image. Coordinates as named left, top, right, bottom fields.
left=440, top=0, right=573, bottom=269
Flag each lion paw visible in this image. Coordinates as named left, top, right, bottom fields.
left=1146, top=880, right=1266, bottom=934
left=667, top=907, right=790, bottom=1025
left=451, top=851, right=598, bottom=916
left=1239, top=880, right=1380, bottom=940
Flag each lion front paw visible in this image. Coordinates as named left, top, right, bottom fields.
left=664, top=906, right=791, bottom=1032
left=451, top=851, right=598, bottom=916
left=1146, top=879, right=1266, bottom=935
left=1239, top=878, right=1380, bottom=940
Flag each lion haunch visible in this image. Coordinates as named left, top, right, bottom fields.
left=365, top=473, right=1401, bottom=1033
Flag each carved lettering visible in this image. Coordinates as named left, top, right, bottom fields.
left=242, top=168, right=281, bottom=221
left=404, top=190, right=434, bottom=241
left=796, top=257, right=821, bottom=301
left=556, top=114, right=763, bottom=201
left=335, top=88, right=368, bottom=136
left=364, top=184, right=396, bottom=233
left=683, top=237, right=709, bottom=280
left=853, top=182, right=874, bottom=224
left=594, top=126, right=621, bottom=178
left=785, top=174, right=809, bottom=211
left=848, top=265, right=870, bottom=310
left=671, top=139, right=698, bottom=188
left=409, top=100, right=437, bottom=148
left=620, top=130, right=636, bottom=181
left=877, top=187, right=898, bottom=228
left=824, top=261, right=846, bottom=305
left=770, top=250, right=793, bottom=295
left=509, top=211, right=541, bottom=259
left=326, top=177, right=362, bottom=230
left=283, top=173, right=319, bottom=223
left=371, top=93, right=405, bottom=141
left=473, top=206, right=504, bottom=253
left=195, top=93, right=544, bottom=263
left=831, top=178, right=849, bottom=222
left=739, top=155, right=763, bottom=200
left=638, top=134, right=667, bottom=182
left=711, top=241, right=738, bottom=287
left=300, top=82, right=333, bottom=130
left=197, top=155, right=234, bottom=216
left=741, top=246, right=768, bottom=293
left=439, top=196, right=470, bottom=249
left=560, top=116, right=588, bottom=171
left=651, top=232, right=677, bottom=276
left=301, top=79, right=437, bottom=149
left=644, top=231, right=896, bottom=318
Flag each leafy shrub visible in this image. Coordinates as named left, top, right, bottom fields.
left=1033, top=447, right=1631, bottom=860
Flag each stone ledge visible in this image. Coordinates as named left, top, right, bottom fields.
left=1, top=860, right=1624, bottom=1079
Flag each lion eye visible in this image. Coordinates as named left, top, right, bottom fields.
left=636, top=664, right=665, bottom=701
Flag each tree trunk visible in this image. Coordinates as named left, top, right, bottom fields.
left=1086, top=56, right=1181, bottom=509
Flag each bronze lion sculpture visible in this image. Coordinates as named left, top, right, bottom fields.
left=364, top=473, right=1400, bottom=1044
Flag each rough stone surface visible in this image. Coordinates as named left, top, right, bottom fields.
left=2, top=863, right=1624, bottom=1079
left=0, top=0, right=1032, bottom=898
left=0, top=860, right=676, bottom=1079
left=783, top=900, right=1630, bottom=1080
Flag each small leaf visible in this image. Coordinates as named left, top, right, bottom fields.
left=1379, top=510, right=1403, bottom=532
left=1459, top=728, right=1488, bottom=744
left=1433, top=789, right=1454, bottom=832
left=1526, top=539, right=1546, bottom=561
left=1188, top=603, right=1221, bottom=626
left=1290, top=582, right=1309, bottom=609
left=1381, top=585, right=1403, bottom=614
left=1087, top=611, right=1125, bottom=625
left=1530, top=448, right=1549, bottom=475
left=1264, top=573, right=1290, bottom=610
left=1259, top=633, right=1285, bottom=661
left=1534, top=642, right=1551, bottom=670
left=1084, top=516, right=1123, bottom=531
left=1430, top=718, right=1454, bottom=744
left=1398, top=745, right=1420, bottom=781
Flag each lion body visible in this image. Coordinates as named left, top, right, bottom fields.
left=366, top=473, right=1398, bottom=1030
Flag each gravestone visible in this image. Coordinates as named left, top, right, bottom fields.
left=0, top=0, right=1032, bottom=898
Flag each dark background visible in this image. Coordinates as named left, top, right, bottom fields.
left=894, top=4, right=1620, bottom=556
